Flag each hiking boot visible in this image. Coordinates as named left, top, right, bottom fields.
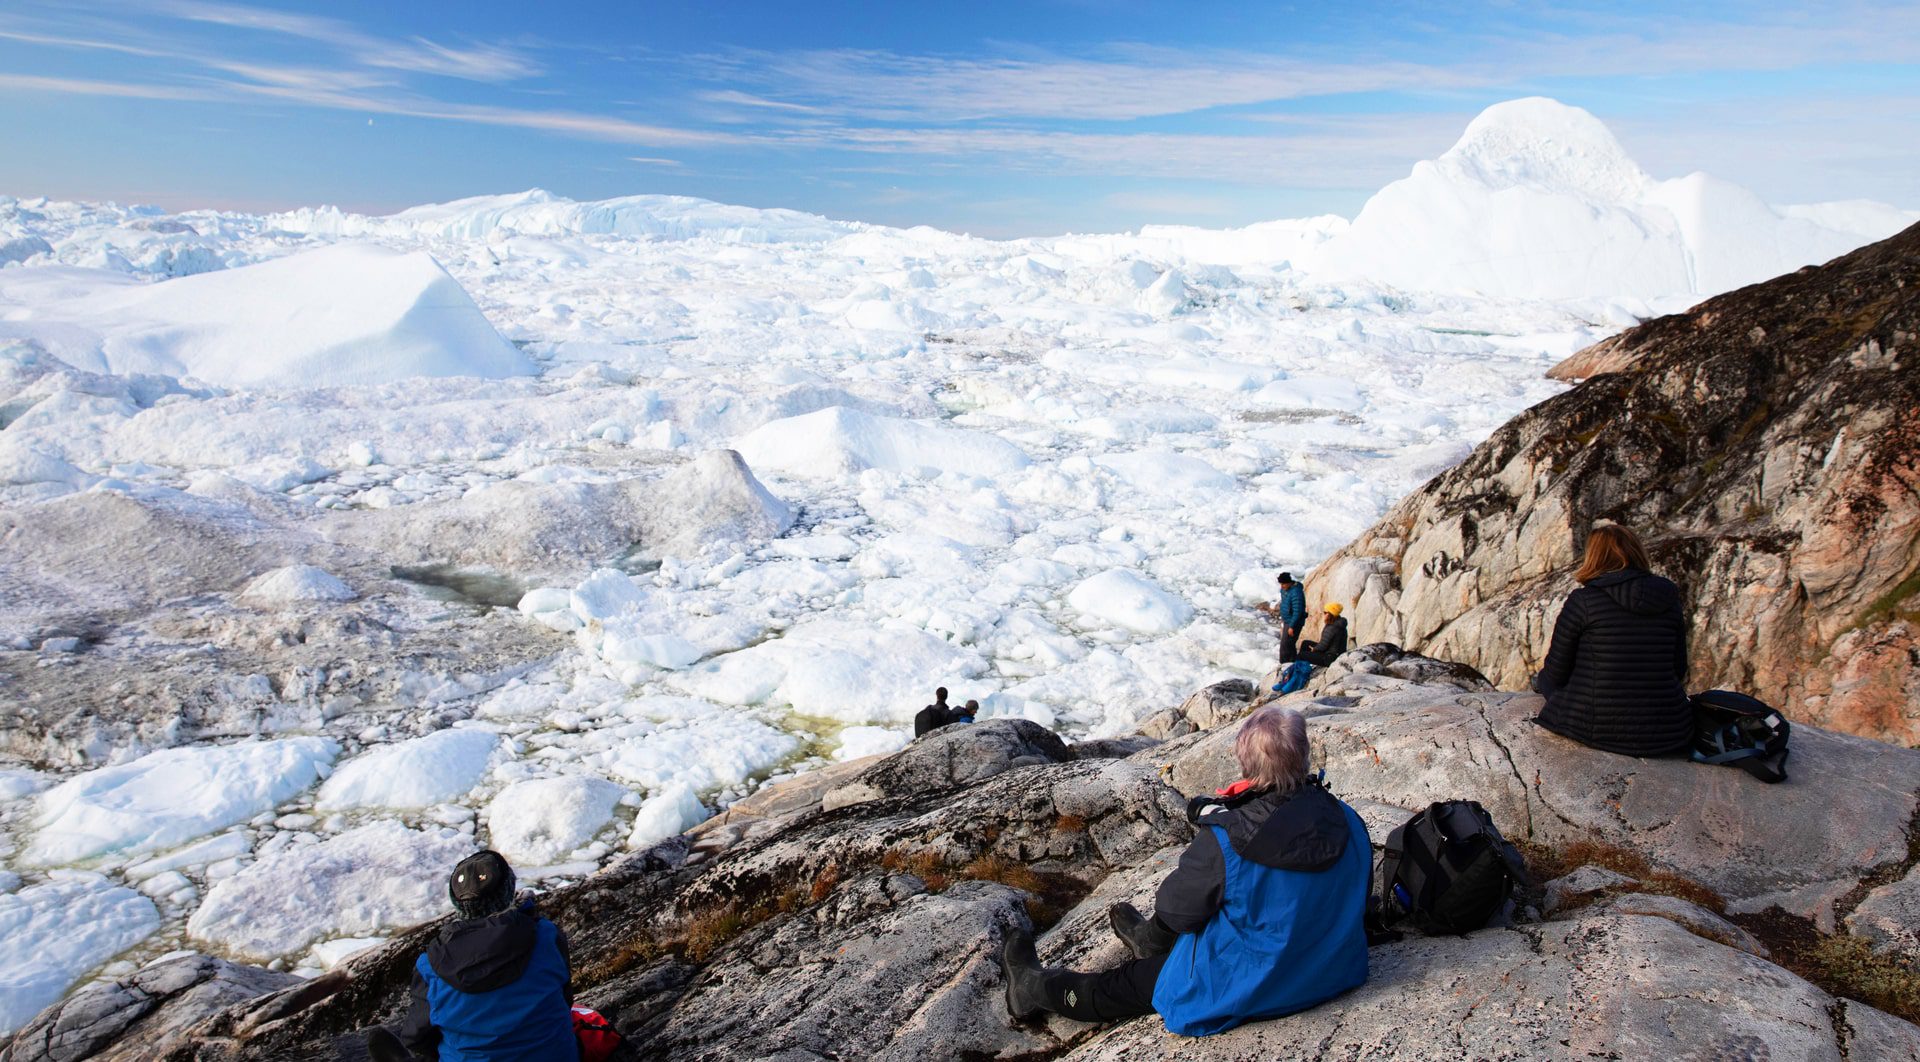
left=1107, top=902, right=1175, bottom=959
left=1001, top=929, right=1051, bottom=1021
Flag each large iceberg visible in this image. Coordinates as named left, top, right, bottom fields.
left=0, top=242, right=535, bottom=388
left=1304, top=97, right=1919, bottom=299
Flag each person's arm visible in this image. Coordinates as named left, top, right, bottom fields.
left=396, top=968, right=441, bottom=1061
left=1673, top=609, right=1690, bottom=682
left=1153, top=826, right=1226, bottom=934
left=1536, top=595, right=1585, bottom=692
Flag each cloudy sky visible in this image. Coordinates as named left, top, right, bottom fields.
left=1, top=0, right=1915, bottom=235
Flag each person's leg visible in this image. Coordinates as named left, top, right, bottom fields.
left=1280, top=625, right=1298, bottom=663
left=365, top=1027, right=414, bottom=1062
left=1044, top=953, right=1168, bottom=1023
left=1107, top=902, right=1177, bottom=959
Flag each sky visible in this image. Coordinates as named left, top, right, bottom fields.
left=0, top=1, right=1916, bottom=237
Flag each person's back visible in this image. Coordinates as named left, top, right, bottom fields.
left=380, top=851, right=577, bottom=1062
left=1151, top=782, right=1370, bottom=1035
left=1533, top=526, right=1691, bottom=757
left=1319, top=614, right=1347, bottom=658
left=914, top=686, right=960, bottom=738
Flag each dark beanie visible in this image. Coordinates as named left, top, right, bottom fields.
left=449, top=850, right=516, bottom=919
left=1277, top=572, right=1293, bottom=584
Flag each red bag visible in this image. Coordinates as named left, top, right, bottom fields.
left=572, top=1006, right=624, bottom=1062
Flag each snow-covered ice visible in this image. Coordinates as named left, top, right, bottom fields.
left=23, top=738, right=339, bottom=865
left=239, top=564, right=356, bottom=604
left=314, top=729, right=502, bottom=811
left=483, top=777, right=627, bottom=867
left=0, top=96, right=1913, bottom=1023
left=186, top=821, right=473, bottom=961
left=0, top=243, right=535, bottom=388
left=0, top=875, right=160, bottom=1034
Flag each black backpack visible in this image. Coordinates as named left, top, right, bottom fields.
left=1377, top=800, right=1529, bottom=935
left=1689, top=690, right=1790, bottom=783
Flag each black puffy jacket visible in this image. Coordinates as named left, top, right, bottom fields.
left=1533, top=568, right=1691, bottom=757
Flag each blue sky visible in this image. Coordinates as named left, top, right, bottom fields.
left=0, top=1, right=1915, bottom=236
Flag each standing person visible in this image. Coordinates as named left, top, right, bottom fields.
left=1296, top=604, right=1348, bottom=667
left=1257, top=573, right=1308, bottom=663
left=365, top=851, right=577, bottom=1062
left=1000, top=707, right=1369, bottom=1036
left=915, top=687, right=959, bottom=738
left=1532, top=525, right=1691, bottom=756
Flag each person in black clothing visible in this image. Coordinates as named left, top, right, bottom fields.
left=365, top=851, right=577, bottom=1062
left=1296, top=604, right=1349, bottom=667
left=913, top=687, right=975, bottom=737
left=1532, top=524, right=1691, bottom=757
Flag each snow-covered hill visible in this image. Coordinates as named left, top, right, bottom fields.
left=1305, top=97, right=1917, bottom=299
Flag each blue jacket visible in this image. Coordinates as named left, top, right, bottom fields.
left=1150, top=785, right=1370, bottom=1036
left=1277, top=584, right=1307, bottom=630
left=398, top=905, right=576, bottom=1062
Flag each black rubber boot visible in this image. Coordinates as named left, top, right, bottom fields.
left=1106, top=902, right=1176, bottom=960
left=1001, top=929, right=1053, bottom=1021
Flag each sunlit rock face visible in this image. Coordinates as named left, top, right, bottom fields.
left=1314, top=222, right=1920, bottom=746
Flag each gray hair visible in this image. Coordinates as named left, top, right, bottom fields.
left=1234, top=706, right=1310, bottom=794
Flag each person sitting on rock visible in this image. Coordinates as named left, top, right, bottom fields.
left=366, top=850, right=577, bottom=1062
left=1001, top=706, right=1370, bottom=1036
left=1255, top=572, right=1308, bottom=663
left=1532, top=524, right=1692, bottom=756
left=1296, top=603, right=1349, bottom=666
left=914, top=687, right=974, bottom=737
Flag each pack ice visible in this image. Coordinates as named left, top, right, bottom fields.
left=0, top=242, right=534, bottom=388
left=0, top=97, right=1913, bottom=1035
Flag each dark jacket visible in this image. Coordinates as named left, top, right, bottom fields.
left=1533, top=568, right=1691, bottom=757
left=1155, top=783, right=1360, bottom=933
left=1300, top=615, right=1348, bottom=665
left=914, top=702, right=971, bottom=737
left=397, top=904, right=575, bottom=1062
left=1149, top=783, right=1370, bottom=1035
left=1277, top=584, right=1307, bottom=630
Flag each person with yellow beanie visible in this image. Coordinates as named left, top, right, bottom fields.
left=1297, top=603, right=1349, bottom=667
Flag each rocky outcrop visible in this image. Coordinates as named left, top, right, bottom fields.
left=821, top=718, right=1071, bottom=810
left=1148, top=688, right=1920, bottom=930
left=0, top=955, right=297, bottom=1062
left=1062, top=914, right=1920, bottom=1061
left=10, top=671, right=1918, bottom=1061
left=1310, top=222, right=1920, bottom=745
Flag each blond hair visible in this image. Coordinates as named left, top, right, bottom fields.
left=1234, top=706, right=1310, bottom=794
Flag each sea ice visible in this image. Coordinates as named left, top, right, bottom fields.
left=186, top=820, right=473, bottom=961
left=0, top=875, right=161, bottom=1035
left=735, top=406, right=1030, bottom=478
left=239, top=564, right=356, bottom=605
left=626, top=783, right=707, bottom=850
left=23, top=737, right=339, bottom=865
left=484, top=776, right=626, bottom=866
left=314, top=728, right=503, bottom=811
left=1066, top=569, right=1194, bottom=634
left=0, top=243, right=536, bottom=388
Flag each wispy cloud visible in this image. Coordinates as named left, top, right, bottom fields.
left=157, top=0, right=542, bottom=81
left=628, top=156, right=684, bottom=167
left=0, top=71, right=213, bottom=100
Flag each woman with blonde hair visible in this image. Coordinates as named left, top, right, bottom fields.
left=1000, top=706, right=1370, bottom=1036
left=1532, top=524, right=1691, bottom=756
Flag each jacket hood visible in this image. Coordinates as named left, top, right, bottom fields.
left=427, top=906, right=538, bottom=993
left=1587, top=568, right=1680, bottom=616
left=1209, top=782, right=1350, bottom=872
